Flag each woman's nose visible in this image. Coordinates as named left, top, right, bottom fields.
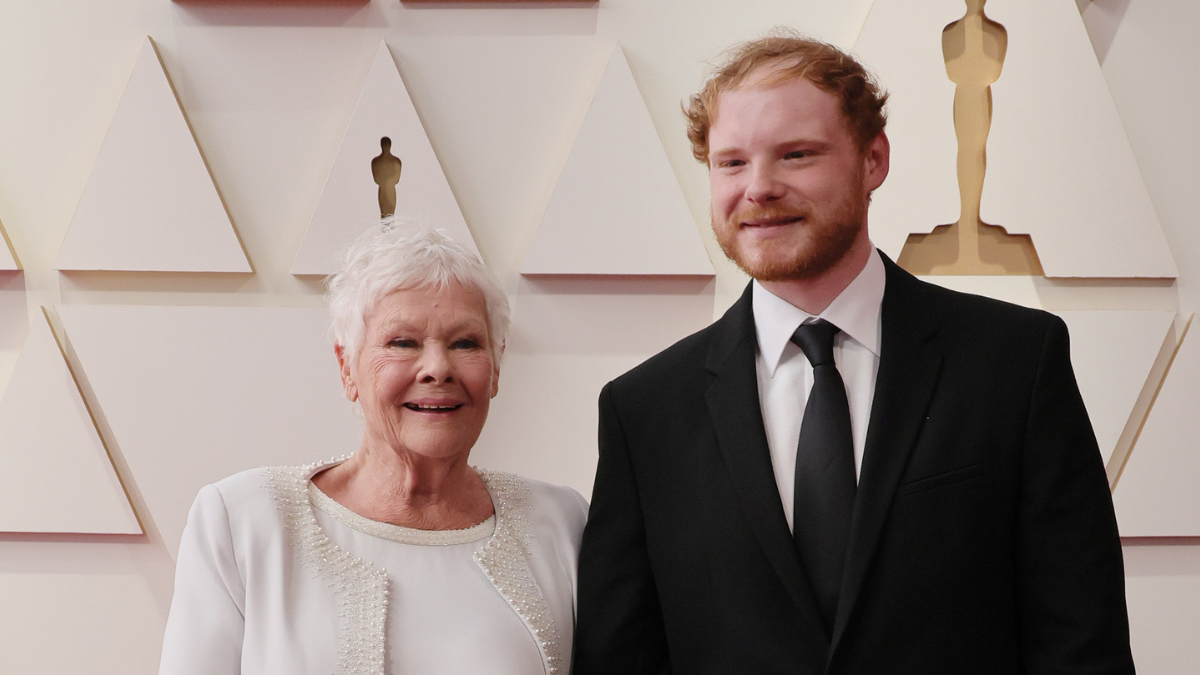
left=417, top=343, right=454, bottom=382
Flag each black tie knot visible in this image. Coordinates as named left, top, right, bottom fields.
left=791, top=319, right=840, bottom=368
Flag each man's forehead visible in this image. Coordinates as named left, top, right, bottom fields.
left=738, top=57, right=805, bottom=88
left=707, top=77, right=855, bottom=152
left=715, top=67, right=830, bottom=115
left=712, top=73, right=836, bottom=123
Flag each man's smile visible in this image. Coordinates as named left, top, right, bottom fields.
left=742, top=215, right=805, bottom=228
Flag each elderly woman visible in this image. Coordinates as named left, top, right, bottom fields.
left=159, top=223, right=587, bottom=675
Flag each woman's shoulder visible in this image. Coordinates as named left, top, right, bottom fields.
left=182, top=460, right=341, bottom=561
left=207, top=457, right=342, bottom=503
left=479, top=468, right=588, bottom=538
left=524, top=474, right=589, bottom=524
left=205, top=465, right=284, bottom=505
left=196, top=459, right=332, bottom=525
left=181, top=467, right=282, bottom=539
left=186, top=466, right=268, bottom=513
left=208, top=465, right=273, bottom=494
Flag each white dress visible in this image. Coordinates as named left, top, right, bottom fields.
left=159, top=458, right=588, bottom=675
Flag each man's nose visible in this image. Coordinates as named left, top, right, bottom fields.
left=745, top=163, right=784, bottom=202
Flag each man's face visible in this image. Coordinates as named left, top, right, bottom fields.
left=707, top=74, right=887, bottom=282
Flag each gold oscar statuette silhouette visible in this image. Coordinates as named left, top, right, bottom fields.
left=372, top=136, right=403, bottom=218
left=898, top=0, right=1043, bottom=275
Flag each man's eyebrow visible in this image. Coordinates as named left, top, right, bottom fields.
left=708, top=138, right=833, bottom=161
left=708, top=145, right=744, bottom=160
left=778, top=137, right=833, bottom=150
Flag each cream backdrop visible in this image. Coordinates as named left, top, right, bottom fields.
left=0, top=0, right=1198, bottom=672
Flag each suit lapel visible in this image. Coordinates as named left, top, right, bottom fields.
left=830, top=257, right=943, bottom=656
left=704, top=284, right=826, bottom=634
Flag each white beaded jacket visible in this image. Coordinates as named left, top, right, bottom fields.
left=158, top=459, right=588, bottom=675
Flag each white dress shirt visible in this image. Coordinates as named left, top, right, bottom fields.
left=753, top=247, right=886, bottom=533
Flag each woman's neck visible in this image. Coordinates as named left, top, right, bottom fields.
left=311, top=443, right=494, bottom=530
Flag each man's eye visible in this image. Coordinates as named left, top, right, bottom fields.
left=784, top=151, right=807, bottom=159
left=718, top=159, right=746, bottom=168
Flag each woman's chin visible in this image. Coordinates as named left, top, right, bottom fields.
left=378, top=432, right=479, bottom=464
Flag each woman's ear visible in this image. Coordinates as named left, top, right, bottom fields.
left=491, top=342, right=504, bottom=398
left=335, top=343, right=358, bottom=402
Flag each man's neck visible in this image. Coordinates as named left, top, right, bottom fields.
left=758, top=234, right=873, bottom=316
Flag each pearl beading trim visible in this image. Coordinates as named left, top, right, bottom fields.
left=268, top=458, right=389, bottom=675
left=473, top=468, right=564, bottom=675
left=267, top=458, right=563, bottom=675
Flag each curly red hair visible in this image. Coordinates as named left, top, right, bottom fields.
left=684, top=31, right=888, bottom=164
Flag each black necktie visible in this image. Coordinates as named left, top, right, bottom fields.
left=791, top=319, right=856, bottom=632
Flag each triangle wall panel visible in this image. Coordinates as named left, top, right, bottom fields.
left=56, top=37, right=250, bottom=273
left=57, top=304, right=360, bottom=558
left=0, top=309, right=140, bottom=534
left=1055, top=310, right=1176, bottom=468
left=292, top=41, right=477, bottom=276
left=0, top=216, right=18, bottom=270
left=521, top=45, right=713, bottom=276
left=983, top=0, right=1176, bottom=278
left=1114, top=316, right=1200, bottom=537
left=852, top=0, right=963, bottom=259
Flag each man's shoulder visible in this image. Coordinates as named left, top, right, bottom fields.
left=891, top=268, right=1062, bottom=339
left=605, top=316, right=732, bottom=405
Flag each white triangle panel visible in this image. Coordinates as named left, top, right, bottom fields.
left=56, top=38, right=250, bottom=273
left=1114, top=316, right=1200, bottom=536
left=0, top=218, right=18, bottom=270
left=982, top=0, right=1176, bottom=278
left=852, top=0, right=962, bottom=259
left=57, top=305, right=360, bottom=558
left=292, top=41, right=477, bottom=276
left=0, top=310, right=140, bottom=533
left=1055, top=311, right=1176, bottom=467
left=521, top=45, right=713, bottom=276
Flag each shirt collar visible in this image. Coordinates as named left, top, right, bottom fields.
left=752, top=246, right=886, bottom=376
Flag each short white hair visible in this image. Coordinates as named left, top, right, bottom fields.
left=325, top=218, right=511, bottom=365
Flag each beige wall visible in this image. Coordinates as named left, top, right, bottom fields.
left=1084, top=0, right=1200, bottom=670
left=0, top=0, right=1196, bottom=671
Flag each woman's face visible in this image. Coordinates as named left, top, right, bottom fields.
left=338, top=283, right=499, bottom=462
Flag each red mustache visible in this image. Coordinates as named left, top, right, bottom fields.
left=732, top=204, right=810, bottom=226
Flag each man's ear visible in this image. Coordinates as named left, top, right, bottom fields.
left=335, top=343, right=358, bottom=402
left=863, top=131, right=890, bottom=193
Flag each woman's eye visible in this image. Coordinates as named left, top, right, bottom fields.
left=784, top=151, right=807, bottom=160
left=388, top=338, right=418, bottom=348
left=451, top=339, right=481, bottom=350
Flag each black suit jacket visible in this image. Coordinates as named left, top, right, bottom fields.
left=573, top=257, right=1134, bottom=674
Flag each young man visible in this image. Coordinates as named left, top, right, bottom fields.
left=573, top=35, right=1134, bottom=674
